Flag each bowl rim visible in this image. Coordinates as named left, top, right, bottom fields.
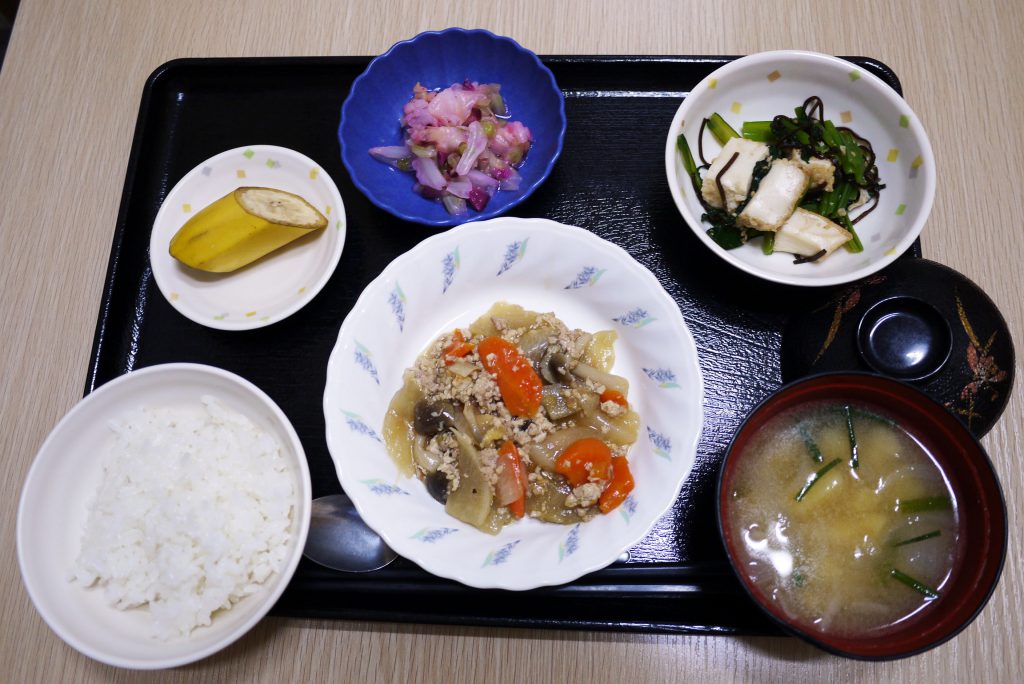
left=715, top=370, right=1008, bottom=660
left=16, top=362, right=313, bottom=669
left=664, top=49, right=937, bottom=287
left=338, top=26, right=567, bottom=226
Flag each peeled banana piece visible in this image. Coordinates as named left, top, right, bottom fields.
left=169, top=187, right=328, bottom=273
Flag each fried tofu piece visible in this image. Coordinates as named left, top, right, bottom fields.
left=700, top=138, right=771, bottom=212
left=773, top=208, right=852, bottom=258
left=788, top=151, right=836, bottom=192
left=737, top=159, right=809, bottom=232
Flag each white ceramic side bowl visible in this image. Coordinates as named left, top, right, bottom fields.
left=150, top=145, right=347, bottom=330
left=324, top=217, right=704, bottom=590
left=664, top=51, right=936, bottom=287
left=16, top=364, right=311, bottom=670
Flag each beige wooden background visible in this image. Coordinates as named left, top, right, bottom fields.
left=1, top=0, right=1021, bottom=681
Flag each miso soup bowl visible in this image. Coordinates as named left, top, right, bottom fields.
left=717, top=372, right=1007, bottom=660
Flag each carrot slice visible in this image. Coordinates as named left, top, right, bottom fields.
left=554, top=438, right=612, bottom=486
left=599, top=389, right=628, bottom=407
left=495, top=442, right=528, bottom=518
left=599, top=456, right=634, bottom=513
left=477, top=336, right=542, bottom=417
left=443, top=329, right=474, bottom=365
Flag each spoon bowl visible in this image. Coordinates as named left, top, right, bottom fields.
left=304, top=494, right=398, bottom=573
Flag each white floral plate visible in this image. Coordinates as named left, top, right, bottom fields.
left=323, top=217, right=704, bottom=590
left=150, top=145, right=346, bottom=331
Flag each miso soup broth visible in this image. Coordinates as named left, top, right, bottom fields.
left=727, top=401, right=959, bottom=636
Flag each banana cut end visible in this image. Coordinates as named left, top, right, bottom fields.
left=235, top=187, right=328, bottom=229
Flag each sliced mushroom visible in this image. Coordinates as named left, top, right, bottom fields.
left=413, top=400, right=462, bottom=437
left=412, top=435, right=442, bottom=473
left=424, top=471, right=449, bottom=504
left=540, top=384, right=582, bottom=421
left=518, top=327, right=553, bottom=362
left=540, top=350, right=573, bottom=385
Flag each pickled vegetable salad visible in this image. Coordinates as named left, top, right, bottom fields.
left=383, top=303, right=638, bottom=534
left=369, top=81, right=533, bottom=215
left=677, top=97, right=885, bottom=263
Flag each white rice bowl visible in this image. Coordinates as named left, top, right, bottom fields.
left=17, top=364, right=311, bottom=669
left=72, top=396, right=295, bottom=640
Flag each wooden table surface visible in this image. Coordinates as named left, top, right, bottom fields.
left=1, top=1, right=1021, bottom=681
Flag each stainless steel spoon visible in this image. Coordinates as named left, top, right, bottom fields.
left=303, top=494, right=398, bottom=572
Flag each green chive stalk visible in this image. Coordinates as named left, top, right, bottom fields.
left=795, top=458, right=842, bottom=502
left=707, top=113, right=740, bottom=145
left=897, top=496, right=953, bottom=514
left=799, top=426, right=823, bottom=463
left=890, top=568, right=939, bottom=599
left=676, top=134, right=702, bottom=194
left=741, top=120, right=774, bottom=143
left=893, top=530, right=942, bottom=547
left=843, top=405, right=859, bottom=468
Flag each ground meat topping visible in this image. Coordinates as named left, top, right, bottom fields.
left=565, top=482, right=602, bottom=509
left=385, top=303, right=639, bottom=533
left=600, top=400, right=626, bottom=417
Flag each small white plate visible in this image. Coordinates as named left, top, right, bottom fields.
left=150, top=145, right=347, bottom=330
left=665, top=51, right=936, bottom=287
left=17, top=364, right=311, bottom=669
left=323, top=217, right=704, bottom=590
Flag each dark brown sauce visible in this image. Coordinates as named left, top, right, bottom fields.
left=697, top=117, right=710, bottom=166
left=714, top=151, right=740, bottom=211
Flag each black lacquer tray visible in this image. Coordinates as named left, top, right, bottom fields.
left=89, top=55, right=916, bottom=635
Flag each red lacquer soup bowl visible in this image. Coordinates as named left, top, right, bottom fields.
left=717, top=372, right=1007, bottom=659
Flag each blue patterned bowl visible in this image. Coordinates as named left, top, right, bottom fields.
left=339, top=28, right=566, bottom=226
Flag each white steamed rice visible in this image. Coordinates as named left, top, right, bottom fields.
left=72, top=395, right=294, bottom=640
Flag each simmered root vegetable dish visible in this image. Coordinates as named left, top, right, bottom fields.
left=383, top=302, right=639, bottom=534
left=727, top=403, right=958, bottom=635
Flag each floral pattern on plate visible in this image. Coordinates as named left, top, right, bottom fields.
left=323, top=217, right=703, bottom=590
